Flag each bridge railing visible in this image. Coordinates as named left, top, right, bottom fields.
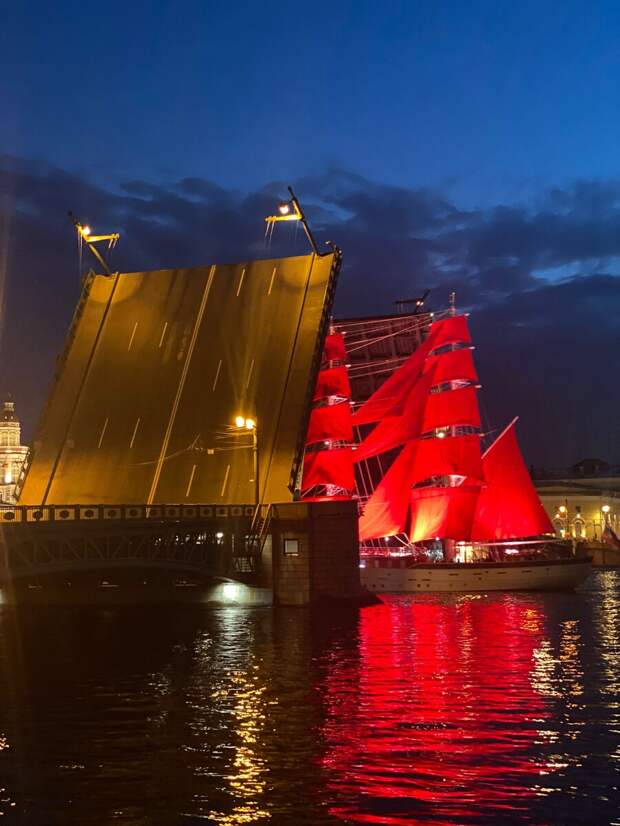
left=0, top=503, right=257, bottom=525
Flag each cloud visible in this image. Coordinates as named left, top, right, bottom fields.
left=1, top=155, right=619, bottom=466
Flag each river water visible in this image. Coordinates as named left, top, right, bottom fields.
left=0, top=571, right=619, bottom=825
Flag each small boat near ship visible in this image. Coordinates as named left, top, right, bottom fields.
left=347, top=309, right=592, bottom=593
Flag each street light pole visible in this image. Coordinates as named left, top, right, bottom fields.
left=264, top=186, right=332, bottom=257
left=235, top=415, right=259, bottom=506
left=253, top=425, right=259, bottom=507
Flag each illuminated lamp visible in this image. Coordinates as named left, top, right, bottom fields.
left=222, top=582, right=239, bottom=601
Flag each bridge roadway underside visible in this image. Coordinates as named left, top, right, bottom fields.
left=19, top=252, right=338, bottom=505
left=0, top=509, right=257, bottom=585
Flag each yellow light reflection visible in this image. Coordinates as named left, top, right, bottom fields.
left=208, top=662, right=270, bottom=824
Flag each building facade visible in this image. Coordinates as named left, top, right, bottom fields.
left=0, top=399, right=29, bottom=504
left=534, top=460, right=620, bottom=541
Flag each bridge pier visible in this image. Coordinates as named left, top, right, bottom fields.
left=0, top=501, right=372, bottom=606
left=270, top=500, right=371, bottom=606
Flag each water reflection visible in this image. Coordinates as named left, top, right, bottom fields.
left=0, top=576, right=618, bottom=824
left=207, top=663, right=270, bottom=823
left=320, top=594, right=584, bottom=824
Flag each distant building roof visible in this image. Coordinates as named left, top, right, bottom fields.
left=570, top=458, right=611, bottom=477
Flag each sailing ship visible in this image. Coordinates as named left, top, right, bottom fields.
left=347, top=310, right=591, bottom=592
left=298, top=310, right=591, bottom=592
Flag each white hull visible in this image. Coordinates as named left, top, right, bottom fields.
left=361, top=557, right=592, bottom=593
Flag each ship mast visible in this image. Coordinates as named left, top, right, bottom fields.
left=444, top=291, right=458, bottom=562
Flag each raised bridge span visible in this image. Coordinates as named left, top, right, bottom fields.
left=3, top=251, right=345, bottom=596
left=18, top=251, right=339, bottom=507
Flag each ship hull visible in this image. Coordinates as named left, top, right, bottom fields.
left=360, top=557, right=592, bottom=593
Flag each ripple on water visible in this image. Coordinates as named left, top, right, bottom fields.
left=0, top=575, right=618, bottom=823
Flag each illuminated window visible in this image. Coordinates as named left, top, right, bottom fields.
left=283, top=538, right=299, bottom=557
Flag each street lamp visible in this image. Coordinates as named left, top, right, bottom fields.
left=264, top=186, right=329, bottom=256
left=235, top=416, right=259, bottom=505
left=69, top=211, right=120, bottom=277
left=558, top=503, right=568, bottom=538
left=602, top=504, right=611, bottom=526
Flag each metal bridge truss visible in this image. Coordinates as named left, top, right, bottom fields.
left=0, top=504, right=267, bottom=581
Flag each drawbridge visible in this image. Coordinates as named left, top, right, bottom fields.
left=18, top=252, right=340, bottom=506
left=3, top=249, right=342, bottom=592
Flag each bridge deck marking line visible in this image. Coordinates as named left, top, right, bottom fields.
left=220, top=464, right=230, bottom=498
left=245, top=358, right=255, bottom=389
left=236, top=268, right=246, bottom=297
left=147, top=265, right=216, bottom=505
left=127, top=321, right=138, bottom=351
left=259, top=254, right=318, bottom=503
left=97, top=417, right=109, bottom=449
left=129, top=417, right=141, bottom=449
left=40, top=272, right=122, bottom=505
left=267, top=266, right=277, bottom=295
left=158, top=322, right=168, bottom=349
left=185, top=464, right=197, bottom=498
left=212, top=358, right=223, bottom=391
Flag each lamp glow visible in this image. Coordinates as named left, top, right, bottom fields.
left=235, top=415, right=246, bottom=428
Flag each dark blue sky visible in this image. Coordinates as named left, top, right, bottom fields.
left=3, top=1, right=620, bottom=200
left=1, top=1, right=620, bottom=465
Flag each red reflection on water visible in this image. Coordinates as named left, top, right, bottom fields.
left=320, top=596, right=551, bottom=824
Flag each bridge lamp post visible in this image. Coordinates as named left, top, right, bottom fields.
left=264, top=186, right=329, bottom=257
left=69, top=212, right=120, bottom=277
left=235, top=416, right=259, bottom=506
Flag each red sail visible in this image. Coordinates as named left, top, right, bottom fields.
left=324, top=333, right=346, bottom=362
left=314, top=366, right=351, bottom=400
left=421, top=387, right=481, bottom=432
left=351, top=345, right=431, bottom=425
left=306, top=402, right=353, bottom=444
left=409, top=485, right=480, bottom=542
left=354, top=368, right=435, bottom=461
left=429, top=315, right=471, bottom=349
left=424, top=347, right=477, bottom=384
left=471, top=421, right=554, bottom=541
left=359, top=441, right=418, bottom=540
left=410, top=434, right=483, bottom=482
left=302, top=448, right=355, bottom=491
left=352, top=316, right=471, bottom=426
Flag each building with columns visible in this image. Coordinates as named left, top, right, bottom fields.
left=0, top=399, right=29, bottom=504
left=534, top=459, right=620, bottom=542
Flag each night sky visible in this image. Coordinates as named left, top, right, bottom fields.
left=1, top=1, right=619, bottom=467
